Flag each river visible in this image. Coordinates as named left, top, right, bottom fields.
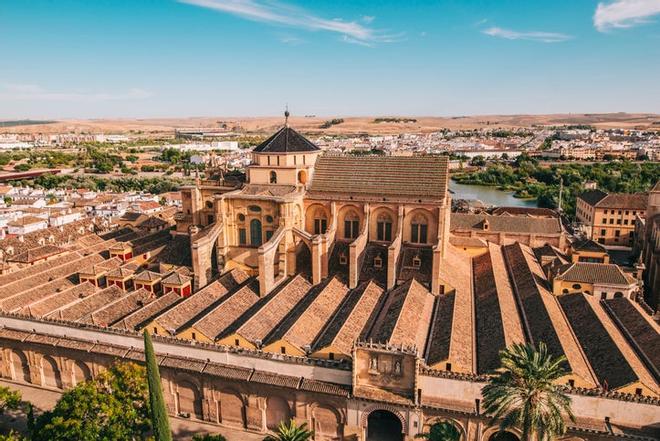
left=449, top=180, right=537, bottom=207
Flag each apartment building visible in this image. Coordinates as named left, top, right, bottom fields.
left=576, top=189, right=648, bottom=247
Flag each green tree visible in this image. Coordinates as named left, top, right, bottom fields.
left=32, top=362, right=151, bottom=441
left=263, top=420, right=313, bottom=441
left=144, top=329, right=172, bottom=441
left=0, top=387, right=20, bottom=417
left=415, top=421, right=461, bottom=441
left=482, top=343, right=574, bottom=441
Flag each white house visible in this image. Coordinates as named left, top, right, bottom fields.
left=7, top=216, right=49, bottom=235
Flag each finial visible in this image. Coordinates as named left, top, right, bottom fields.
left=284, top=104, right=290, bottom=127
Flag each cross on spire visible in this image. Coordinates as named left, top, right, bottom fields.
left=284, top=104, right=290, bottom=127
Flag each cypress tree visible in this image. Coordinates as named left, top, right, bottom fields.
left=143, top=329, right=173, bottom=441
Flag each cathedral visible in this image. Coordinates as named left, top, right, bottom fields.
left=0, top=119, right=658, bottom=441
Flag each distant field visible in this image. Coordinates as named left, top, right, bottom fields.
left=1, top=113, right=659, bottom=135
left=0, top=119, right=56, bottom=128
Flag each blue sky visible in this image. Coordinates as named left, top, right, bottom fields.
left=1, top=0, right=660, bottom=118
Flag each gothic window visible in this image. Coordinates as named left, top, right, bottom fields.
left=250, top=219, right=263, bottom=246
left=270, top=171, right=277, bottom=184
left=411, top=214, right=428, bottom=244
left=376, top=213, right=393, bottom=241
left=343, top=211, right=359, bottom=239
left=314, top=209, right=327, bottom=235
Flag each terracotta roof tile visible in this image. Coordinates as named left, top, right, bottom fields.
left=152, top=268, right=249, bottom=335
left=275, top=276, right=350, bottom=351
left=313, top=280, right=385, bottom=356
left=451, top=213, right=563, bottom=235
left=603, top=298, right=660, bottom=381
left=249, top=371, right=300, bottom=389
left=556, top=263, right=633, bottom=286
left=191, top=280, right=260, bottom=340
left=309, top=155, right=449, bottom=200
left=231, top=275, right=312, bottom=344
left=113, top=292, right=182, bottom=331
left=22, top=282, right=98, bottom=317
left=252, top=126, right=320, bottom=153
left=46, top=285, right=125, bottom=322
left=366, top=278, right=435, bottom=352
left=82, top=288, right=155, bottom=327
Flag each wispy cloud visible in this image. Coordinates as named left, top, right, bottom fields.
left=482, top=26, right=573, bottom=43
left=179, top=0, right=402, bottom=45
left=594, top=0, right=660, bottom=32
left=0, top=83, right=152, bottom=101
left=279, top=35, right=303, bottom=45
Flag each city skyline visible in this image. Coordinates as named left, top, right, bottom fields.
left=1, top=0, right=660, bottom=119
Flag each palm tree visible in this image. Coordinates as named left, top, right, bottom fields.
left=263, top=420, right=313, bottom=441
left=415, top=421, right=461, bottom=441
left=481, top=342, right=574, bottom=441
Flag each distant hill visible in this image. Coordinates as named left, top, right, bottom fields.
left=0, top=119, right=56, bottom=128
left=0, top=113, right=658, bottom=135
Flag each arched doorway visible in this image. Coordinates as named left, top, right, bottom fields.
left=177, top=380, right=203, bottom=419
left=41, top=355, right=62, bottom=389
left=367, top=410, right=402, bottom=441
left=250, top=219, right=263, bottom=246
left=11, top=350, right=30, bottom=383
left=72, top=361, right=92, bottom=385
left=488, top=431, right=520, bottom=441
left=266, top=396, right=291, bottom=430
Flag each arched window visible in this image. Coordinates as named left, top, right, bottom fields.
left=344, top=211, right=360, bottom=240
left=250, top=219, right=263, bottom=246
left=298, top=170, right=307, bottom=185
left=270, top=170, right=277, bottom=184
left=314, top=209, right=327, bottom=235
left=614, top=291, right=624, bottom=298
left=376, top=213, right=393, bottom=241
left=411, top=214, right=428, bottom=244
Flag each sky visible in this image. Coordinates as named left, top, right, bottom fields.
left=1, top=0, right=660, bottom=119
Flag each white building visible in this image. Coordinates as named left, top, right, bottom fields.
left=7, top=216, right=49, bottom=235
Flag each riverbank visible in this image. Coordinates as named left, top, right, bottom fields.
left=449, top=180, right=537, bottom=207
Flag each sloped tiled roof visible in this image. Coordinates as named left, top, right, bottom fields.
left=571, top=239, right=607, bottom=253
left=366, top=278, right=435, bottom=351
left=309, top=155, right=449, bottom=200
left=578, top=190, right=647, bottom=210
left=161, top=271, right=191, bottom=286
left=578, top=189, right=608, bottom=206
left=191, top=280, right=260, bottom=340
left=450, top=213, right=563, bottom=235
left=273, top=276, right=350, bottom=351
left=556, top=262, right=633, bottom=286
left=152, top=268, right=249, bottom=335
left=313, top=280, right=385, bottom=355
left=7, top=245, right=65, bottom=263
left=133, top=270, right=163, bottom=283
left=559, top=294, right=638, bottom=390
left=81, top=288, right=155, bottom=327
left=113, top=291, right=182, bottom=331
left=224, top=274, right=312, bottom=344
left=252, top=126, right=320, bottom=153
